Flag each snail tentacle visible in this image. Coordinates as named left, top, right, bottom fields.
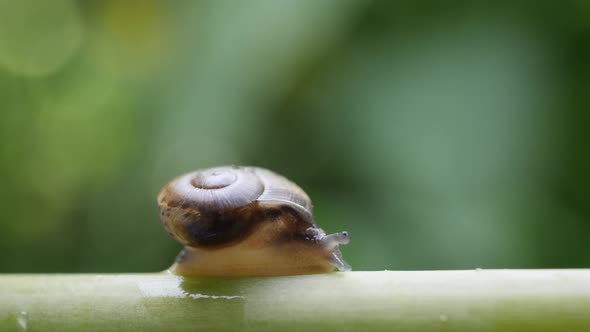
left=329, top=250, right=352, bottom=272
left=320, top=231, right=350, bottom=250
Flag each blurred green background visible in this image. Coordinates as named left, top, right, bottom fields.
left=1, top=0, right=589, bottom=273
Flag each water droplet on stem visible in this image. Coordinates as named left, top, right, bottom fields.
left=17, top=311, right=28, bottom=330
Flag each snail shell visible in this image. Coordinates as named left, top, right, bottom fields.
left=157, top=166, right=350, bottom=277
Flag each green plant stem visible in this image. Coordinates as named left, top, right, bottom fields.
left=1, top=270, right=589, bottom=331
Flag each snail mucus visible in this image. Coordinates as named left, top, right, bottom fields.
left=157, top=166, right=351, bottom=277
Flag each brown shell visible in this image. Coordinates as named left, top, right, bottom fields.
left=157, top=166, right=315, bottom=249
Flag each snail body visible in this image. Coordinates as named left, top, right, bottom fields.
left=157, top=166, right=350, bottom=277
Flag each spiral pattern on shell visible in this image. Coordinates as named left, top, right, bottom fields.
left=173, top=166, right=264, bottom=210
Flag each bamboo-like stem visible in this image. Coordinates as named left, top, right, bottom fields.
left=1, top=270, right=589, bottom=331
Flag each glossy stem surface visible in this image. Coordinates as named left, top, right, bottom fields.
left=1, top=270, right=590, bottom=332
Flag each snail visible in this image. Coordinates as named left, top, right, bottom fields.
left=157, top=165, right=351, bottom=277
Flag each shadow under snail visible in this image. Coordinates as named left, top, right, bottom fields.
left=157, top=166, right=351, bottom=277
